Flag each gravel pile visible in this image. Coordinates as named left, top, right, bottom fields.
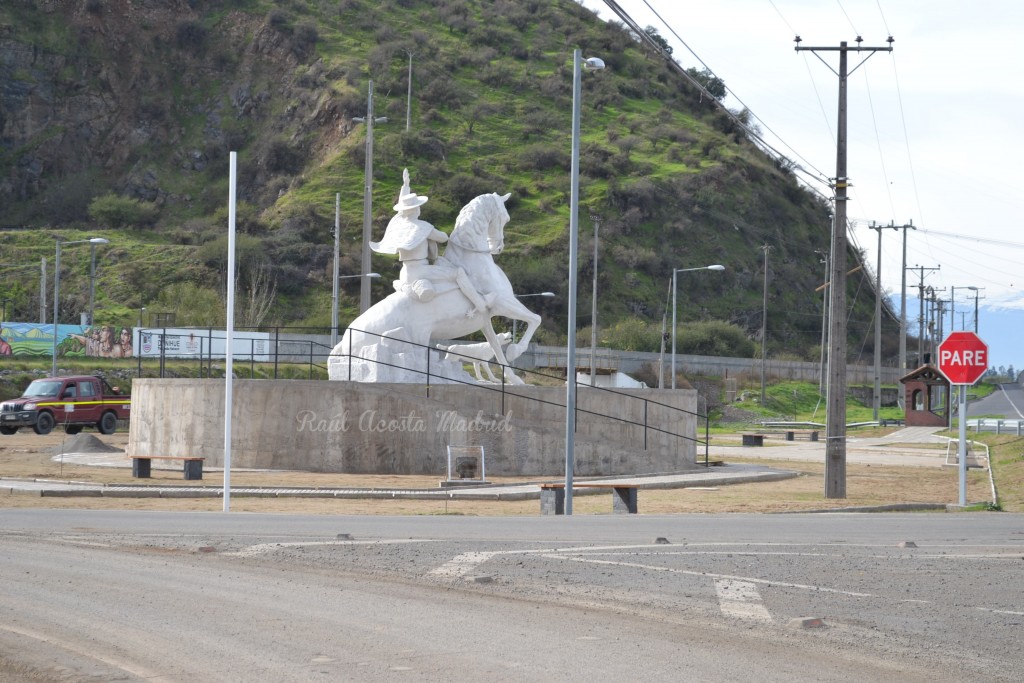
left=51, top=434, right=124, bottom=455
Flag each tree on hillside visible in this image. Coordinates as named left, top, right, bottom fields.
left=685, top=67, right=727, bottom=100
left=643, top=26, right=673, bottom=56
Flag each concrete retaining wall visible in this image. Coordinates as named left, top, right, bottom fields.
left=127, top=379, right=699, bottom=477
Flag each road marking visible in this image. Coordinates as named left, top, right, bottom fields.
left=226, top=539, right=435, bottom=557
left=715, top=579, right=773, bottom=623
left=545, top=554, right=873, bottom=597
left=977, top=607, right=1024, bottom=616
left=430, top=551, right=502, bottom=579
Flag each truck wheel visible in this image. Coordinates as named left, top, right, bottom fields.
left=33, top=412, right=55, bottom=435
left=0, top=426, right=17, bottom=435
left=98, top=411, right=118, bottom=435
left=65, top=425, right=83, bottom=435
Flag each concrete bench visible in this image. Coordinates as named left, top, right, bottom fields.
left=741, top=433, right=765, bottom=447
left=539, top=483, right=638, bottom=515
left=131, top=456, right=205, bottom=480
left=785, top=430, right=819, bottom=442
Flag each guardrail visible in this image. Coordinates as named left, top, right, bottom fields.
left=968, top=418, right=1024, bottom=435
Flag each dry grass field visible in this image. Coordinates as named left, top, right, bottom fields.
left=0, top=430, right=1005, bottom=515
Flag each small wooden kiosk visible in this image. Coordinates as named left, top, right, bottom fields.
left=899, top=365, right=950, bottom=427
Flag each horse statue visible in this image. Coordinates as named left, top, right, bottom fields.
left=328, top=191, right=541, bottom=385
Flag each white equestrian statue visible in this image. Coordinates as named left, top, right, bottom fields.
left=329, top=169, right=541, bottom=385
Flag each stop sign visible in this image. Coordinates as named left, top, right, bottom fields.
left=937, top=331, right=989, bottom=385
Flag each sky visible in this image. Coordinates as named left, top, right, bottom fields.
left=581, top=0, right=1024, bottom=375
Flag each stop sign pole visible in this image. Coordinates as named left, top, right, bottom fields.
left=937, top=331, right=988, bottom=506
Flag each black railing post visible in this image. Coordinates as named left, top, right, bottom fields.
left=274, top=326, right=280, bottom=379
left=425, top=343, right=431, bottom=398
left=705, top=405, right=710, bottom=467
left=501, top=365, right=506, bottom=415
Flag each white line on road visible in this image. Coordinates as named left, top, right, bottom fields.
left=429, top=551, right=505, bottom=579
left=715, top=579, right=773, bottom=623
left=227, top=539, right=435, bottom=557
left=544, top=554, right=874, bottom=597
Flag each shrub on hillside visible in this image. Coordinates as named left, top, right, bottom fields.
left=677, top=321, right=755, bottom=358
left=87, top=194, right=159, bottom=229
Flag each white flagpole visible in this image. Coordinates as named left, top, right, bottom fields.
left=223, top=151, right=237, bottom=512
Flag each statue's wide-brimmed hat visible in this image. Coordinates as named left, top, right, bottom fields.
left=393, top=192, right=428, bottom=212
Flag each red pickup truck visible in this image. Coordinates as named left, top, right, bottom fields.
left=0, top=375, right=131, bottom=436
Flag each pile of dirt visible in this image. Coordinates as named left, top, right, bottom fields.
left=51, top=434, right=124, bottom=455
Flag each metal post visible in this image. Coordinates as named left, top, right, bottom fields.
left=51, top=240, right=61, bottom=377
left=958, top=385, right=967, bottom=506
left=88, top=242, right=97, bottom=326
left=671, top=269, right=677, bottom=390
left=331, top=193, right=340, bottom=347
left=360, top=81, right=376, bottom=313
left=590, top=215, right=599, bottom=387
left=565, top=49, right=583, bottom=515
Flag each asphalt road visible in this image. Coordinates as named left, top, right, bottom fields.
left=969, top=383, right=1024, bottom=419
left=2, top=510, right=1022, bottom=682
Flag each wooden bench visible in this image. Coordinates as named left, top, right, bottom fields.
left=785, top=430, right=819, bottom=442
left=131, top=456, right=205, bottom=480
left=539, top=483, right=638, bottom=515
left=741, top=433, right=765, bottom=447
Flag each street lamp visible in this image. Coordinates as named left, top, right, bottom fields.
left=565, top=50, right=604, bottom=515
left=52, top=237, right=109, bottom=376
left=353, top=80, right=388, bottom=315
left=513, top=291, right=555, bottom=343
left=671, top=265, right=725, bottom=389
left=332, top=272, right=381, bottom=346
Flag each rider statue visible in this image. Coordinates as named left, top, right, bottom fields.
left=371, top=168, right=493, bottom=316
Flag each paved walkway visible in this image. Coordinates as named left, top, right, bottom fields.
left=1, top=427, right=967, bottom=500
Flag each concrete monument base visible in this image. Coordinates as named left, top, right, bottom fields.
left=127, top=379, right=699, bottom=477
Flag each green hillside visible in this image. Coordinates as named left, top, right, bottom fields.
left=0, top=0, right=898, bottom=362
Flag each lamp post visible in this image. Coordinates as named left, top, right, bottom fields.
left=671, top=265, right=725, bottom=390
left=138, top=306, right=146, bottom=327
left=565, top=49, right=604, bottom=516
left=353, top=80, right=388, bottom=314
left=52, top=237, right=109, bottom=376
left=513, top=292, right=555, bottom=343
left=2, top=298, right=10, bottom=322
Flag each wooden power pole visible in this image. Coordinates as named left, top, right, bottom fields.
left=795, top=36, right=893, bottom=498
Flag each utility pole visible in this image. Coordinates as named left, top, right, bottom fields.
left=868, top=222, right=883, bottom=422
left=910, top=265, right=939, bottom=366
left=894, top=221, right=915, bottom=374
left=760, top=244, right=771, bottom=406
left=796, top=35, right=893, bottom=499
left=867, top=220, right=915, bottom=419
left=353, top=80, right=388, bottom=314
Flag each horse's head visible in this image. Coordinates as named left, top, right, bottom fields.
left=451, top=192, right=511, bottom=255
